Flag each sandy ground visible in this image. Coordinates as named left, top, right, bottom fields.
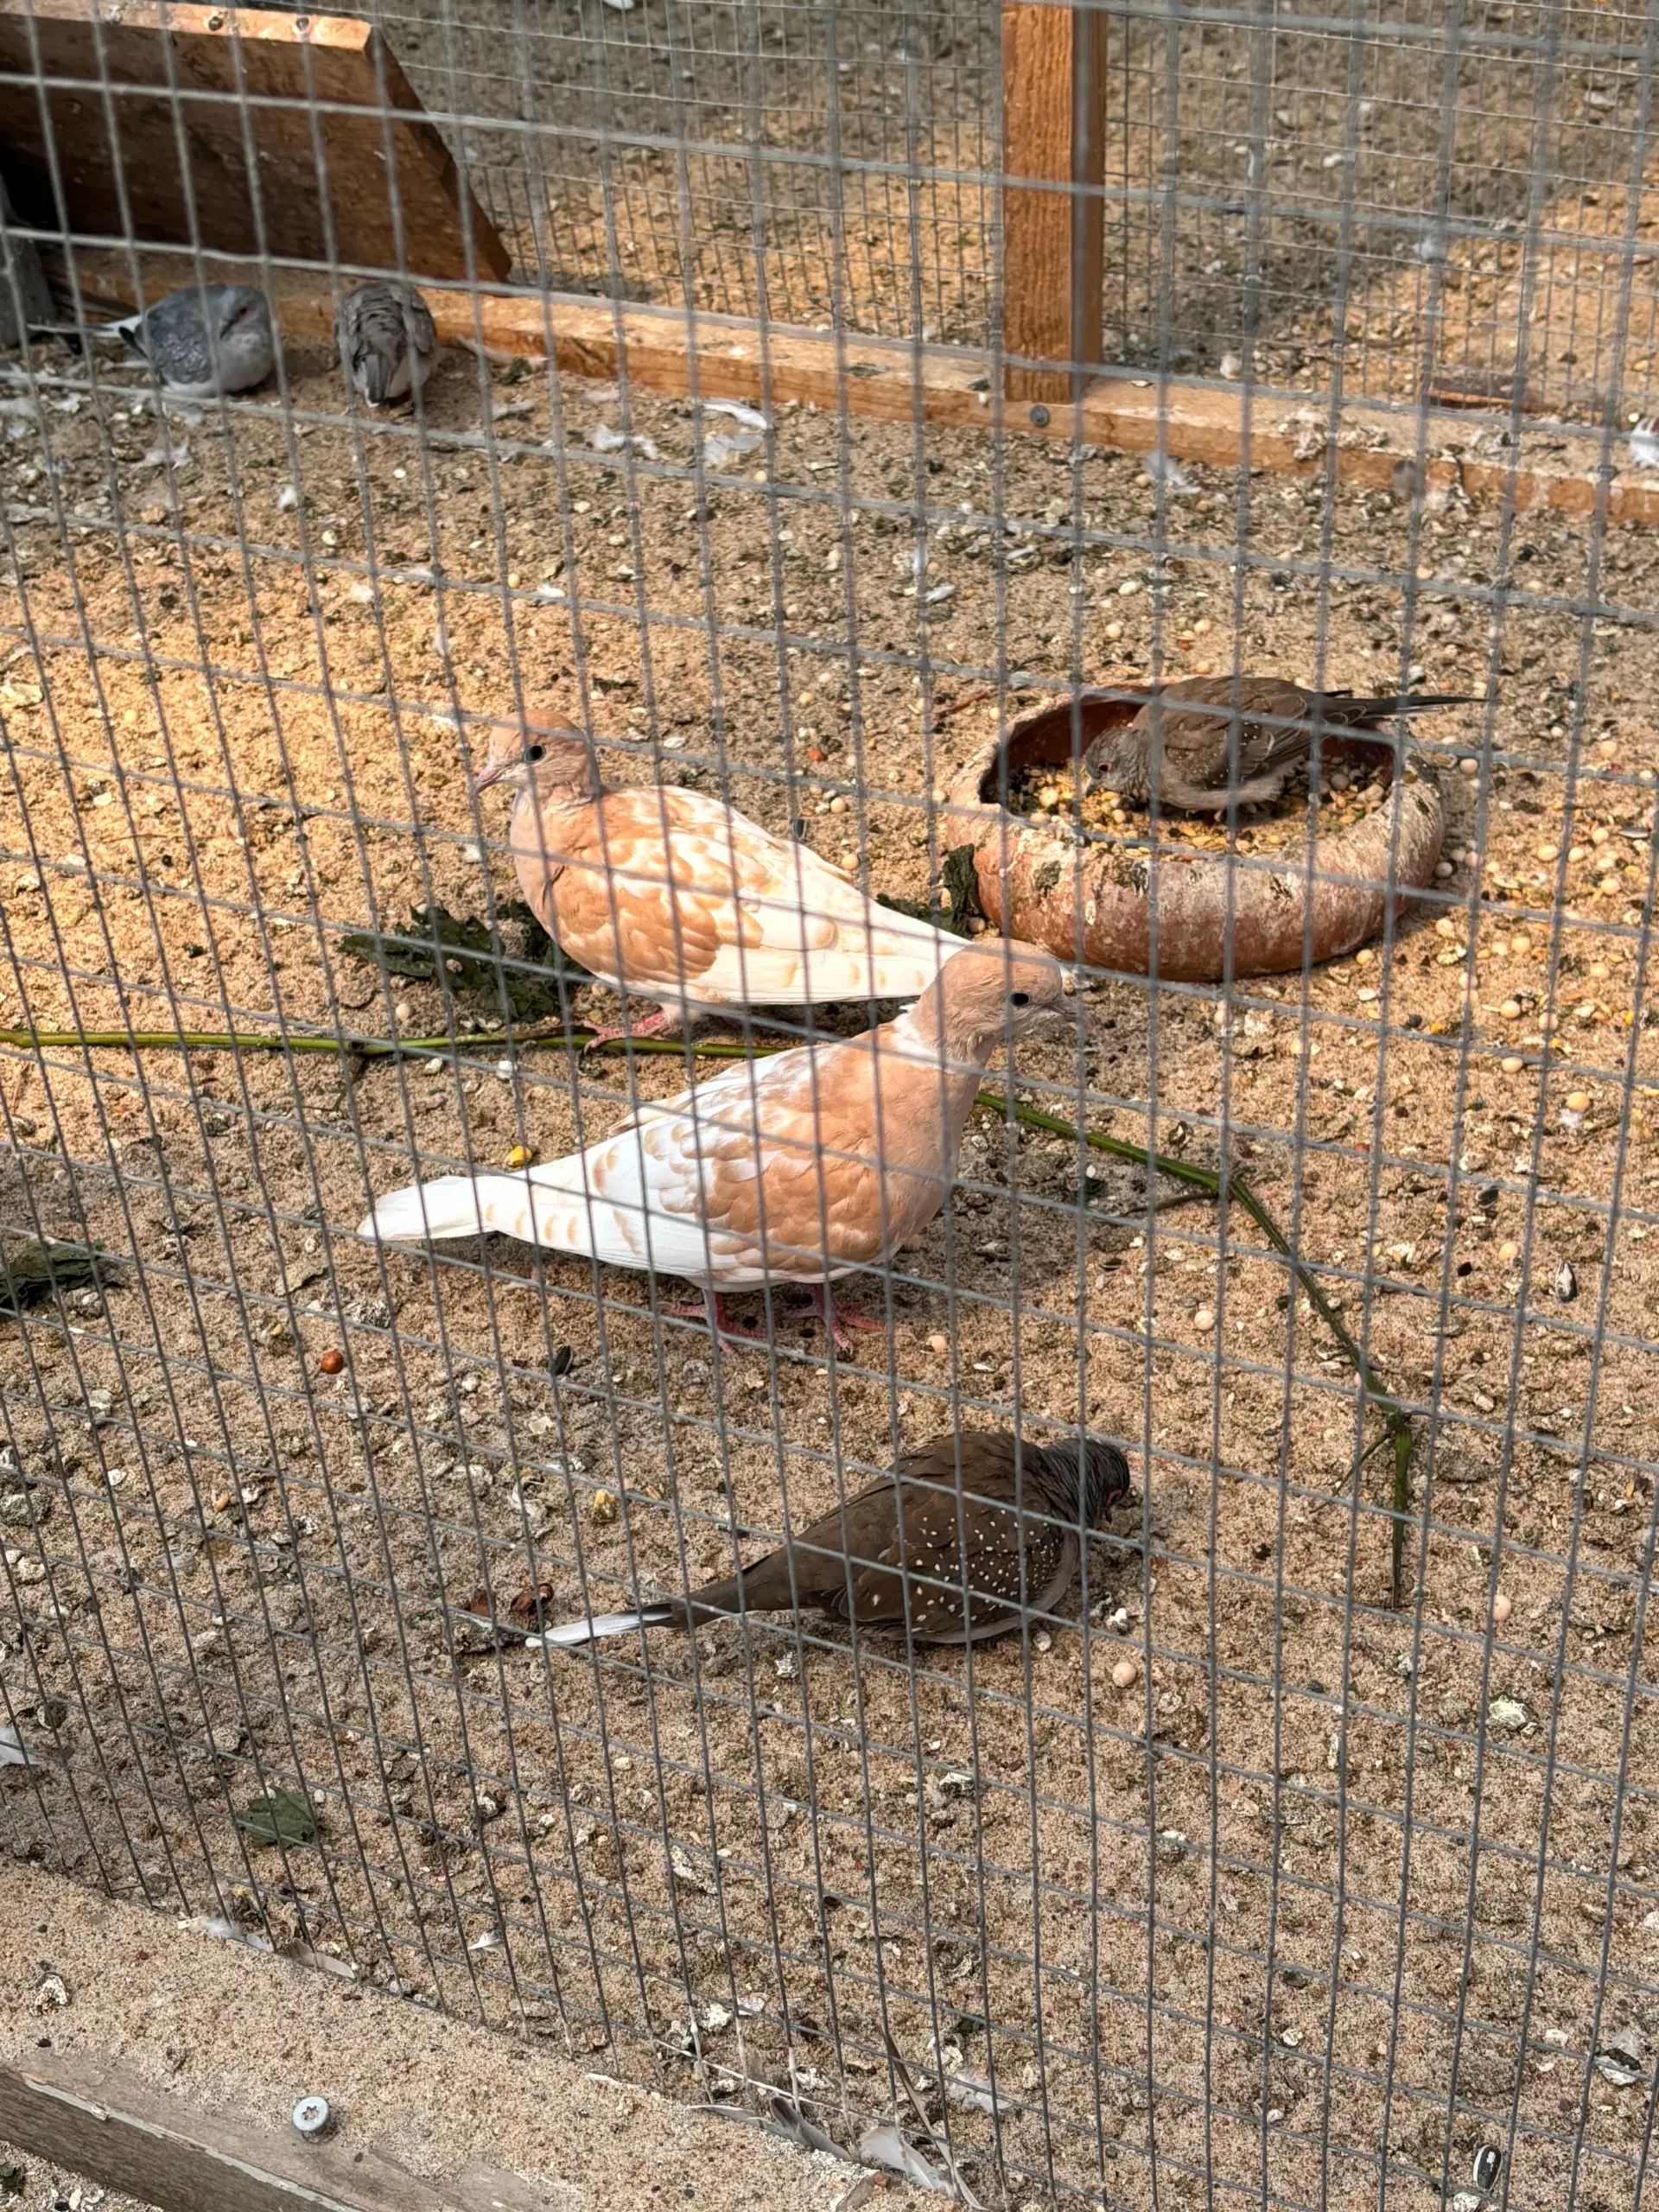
left=0, top=325, right=1657, bottom=2212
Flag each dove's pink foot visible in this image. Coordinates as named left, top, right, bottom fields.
left=582, top=1008, right=676, bottom=1048
left=803, top=1281, right=887, bottom=1358
left=659, top=1292, right=774, bottom=1347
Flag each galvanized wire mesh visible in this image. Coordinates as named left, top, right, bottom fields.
left=374, top=0, right=1659, bottom=417
left=1, top=2, right=1659, bottom=2209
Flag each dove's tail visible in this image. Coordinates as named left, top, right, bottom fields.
left=540, top=1605, right=682, bottom=1647
left=359, top=1173, right=530, bottom=1243
left=1323, top=690, right=1480, bottom=723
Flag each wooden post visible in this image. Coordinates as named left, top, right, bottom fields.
left=1001, top=0, right=1107, bottom=410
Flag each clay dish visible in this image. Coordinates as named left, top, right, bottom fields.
left=943, top=686, right=1445, bottom=982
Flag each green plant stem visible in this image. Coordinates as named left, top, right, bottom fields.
left=0, top=1024, right=745, bottom=1059
left=3, top=1019, right=1417, bottom=1604
left=980, top=1089, right=1416, bottom=1604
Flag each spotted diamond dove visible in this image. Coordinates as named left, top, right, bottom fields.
left=541, top=1429, right=1130, bottom=1648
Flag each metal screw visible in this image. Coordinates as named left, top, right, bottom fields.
left=291, top=2096, right=332, bottom=2139
left=1028, top=404, right=1050, bottom=428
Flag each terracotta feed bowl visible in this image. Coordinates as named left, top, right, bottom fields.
left=944, top=688, right=1446, bottom=982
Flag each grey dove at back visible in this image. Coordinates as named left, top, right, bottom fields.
left=334, top=282, right=437, bottom=407
left=111, top=286, right=276, bottom=397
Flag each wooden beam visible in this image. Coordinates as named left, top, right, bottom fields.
left=0, top=0, right=508, bottom=283
left=69, top=254, right=1659, bottom=526
left=0, top=1858, right=860, bottom=2212
left=1000, top=0, right=1107, bottom=410
left=0, top=2051, right=544, bottom=2212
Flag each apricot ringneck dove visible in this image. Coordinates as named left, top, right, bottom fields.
left=358, top=939, right=1076, bottom=1338
left=470, top=720, right=957, bottom=1035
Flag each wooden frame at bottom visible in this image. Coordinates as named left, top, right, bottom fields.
left=0, top=2051, right=540, bottom=2212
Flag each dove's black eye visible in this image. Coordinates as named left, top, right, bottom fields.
left=526, top=743, right=546, bottom=763
left=1010, top=991, right=1031, bottom=1007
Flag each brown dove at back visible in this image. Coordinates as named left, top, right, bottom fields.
left=539, top=1430, right=1131, bottom=1649
left=1082, top=676, right=1476, bottom=811
left=358, top=940, right=1072, bottom=1330
left=471, top=721, right=952, bottom=1033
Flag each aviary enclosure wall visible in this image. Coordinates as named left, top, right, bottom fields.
left=2, top=0, right=1659, bottom=2208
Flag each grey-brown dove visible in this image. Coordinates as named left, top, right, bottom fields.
left=358, top=939, right=1072, bottom=1336
left=1083, top=676, right=1475, bottom=811
left=335, top=282, right=437, bottom=407
left=541, top=1430, right=1130, bottom=1648
left=470, top=720, right=952, bottom=1033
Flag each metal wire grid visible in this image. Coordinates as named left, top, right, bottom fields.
left=1099, top=0, right=1659, bottom=409
left=0, top=0, right=1657, bottom=2209
left=332, top=0, right=1659, bottom=423
left=359, top=0, right=997, bottom=343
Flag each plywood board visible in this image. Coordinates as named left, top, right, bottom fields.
left=0, top=2052, right=499, bottom=2212
left=0, top=1859, right=870, bottom=2212
left=0, top=0, right=508, bottom=284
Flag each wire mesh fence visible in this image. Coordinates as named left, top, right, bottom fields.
left=370, top=0, right=1659, bottom=416
left=1, top=0, right=1658, bottom=2209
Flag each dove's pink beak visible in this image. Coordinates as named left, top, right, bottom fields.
left=469, top=758, right=506, bottom=795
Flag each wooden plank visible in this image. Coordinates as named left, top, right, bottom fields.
left=1000, top=0, right=1107, bottom=410
left=0, top=2051, right=545, bottom=2212
left=0, top=0, right=508, bottom=284
left=0, top=174, right=53, bottom=346
left=71, top=252, right=1659, bottom=527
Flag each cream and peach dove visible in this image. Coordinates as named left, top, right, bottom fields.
left=470, top=721, right=955, bottom=1033
left=357, top=941, right=1075, bottom=1332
